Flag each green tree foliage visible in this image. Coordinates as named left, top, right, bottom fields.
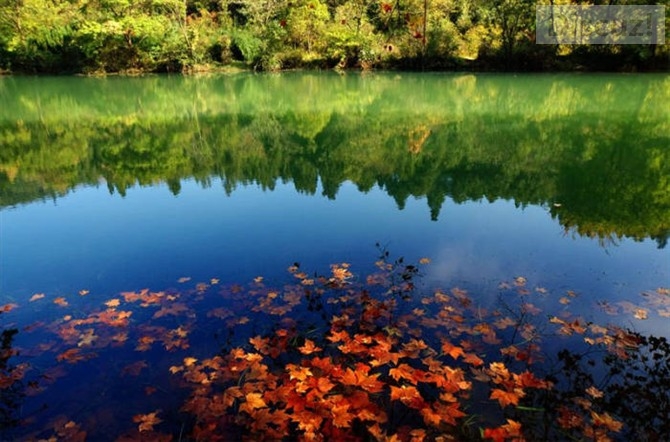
left=0, top=0, right=667, bottom=72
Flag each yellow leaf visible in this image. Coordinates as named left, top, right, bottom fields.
left=105, top=299, right=120, bottom=308
left=239, top=392, right=267, bottom=414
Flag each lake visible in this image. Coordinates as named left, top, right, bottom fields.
left=1, top=72, right=669, bottom=440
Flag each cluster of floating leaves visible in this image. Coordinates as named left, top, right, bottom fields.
left=1, top=256, right=669, bottom=441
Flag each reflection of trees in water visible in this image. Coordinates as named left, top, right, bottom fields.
left=0, top=327, right=23, bottom=432
left=487, top=287, right=670, bottom=440
left=1, top=75, right=668, bottom=246
left=523, top=331, right=670, bottom=440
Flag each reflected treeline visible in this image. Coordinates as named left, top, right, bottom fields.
left=524, top=331, right=670, bottom=440
left=0, top=73, right=668, bottom=247
left=0, top=326, right=22, bottom=431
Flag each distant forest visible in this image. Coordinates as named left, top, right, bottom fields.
left=0, top=0, right=668, bottom=74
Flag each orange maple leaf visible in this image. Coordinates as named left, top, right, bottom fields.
left=313, top=376, right=335, bottom=394
left=249, top=335, right=270, bottom=354
left=390, top=385, right=423, bottom=408
left=488, top=362, right=511, bottom=382
left=585, top=386, right=604, bottom=399
left=330, top=402, right=355, bottom=428
left=441, top=340, right=465, bottom=360
left=421, top=402, right=465, bottom=427
left=327, top=329, right=350, bottom=343
left=514, top=371, right=552, bottom=389
left=591, top=411, right=623, bottom=432
left=401, top=338, right=428, bottom=358
left=133, top=410, right=163, bottom=432
left=462, top=352, right=484, bottom=367
left=56, top=348, right=91, bottom=364
left=104, top=298, right=121, bottom=308
left=483, top=419, right=523, bottom=442
left=287, top=363, right=313, bottom=381
left=239, top=392, right=267, bottom=415
left=338, top=365, right=384, bottom=393
left=53, top=297, right=69, bottom=307
left=490, top=388, right=524, bottom=407
left=298, top=339, right=323, bottom=355
left=309, top=356, right=336, bottom=376
left=389, top=364, right=422, bottom=383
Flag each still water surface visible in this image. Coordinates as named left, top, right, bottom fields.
left=0, top=72, right=668, bottom=440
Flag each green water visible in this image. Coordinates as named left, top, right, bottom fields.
left=1, top=72, right=669, bottom=244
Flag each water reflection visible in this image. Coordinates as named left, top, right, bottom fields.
left=1, top=72, right=669, bottom=439
left=1, top=73, right=668, bottom=247
left=1, top=259, right=669, bottom=440
left=0, top=326, right=23, bottom=430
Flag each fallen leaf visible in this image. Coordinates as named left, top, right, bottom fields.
left=239, top=392, right=267, bottom=414
left=53, top=297, right=69, bottom=307
left=585, top=386, right=603, bottom=398
left=122, top=360, right=149, bottom=377
left=133, top=410, right=163, bottom=432
left=298, top=339, right=323, bottom=355
left=105, top=299, right=121, bottom=308
left=490, top=388, right=524, bottom=407
left=633, top=308, right=648, bottom=320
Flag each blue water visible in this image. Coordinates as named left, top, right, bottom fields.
left=3, top=178, right=666, bottom=325
left=1, top=72, right=669, bottom=440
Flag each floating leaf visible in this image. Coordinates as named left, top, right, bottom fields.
left=483, top=419, right=523, bottom=442
left=633, top=308, right=648, bottom=320
left=29, top=293, right=45, bottom=302
left=77, top=329, right=98, bottom=347
left=490, top=388, right=524, bottom=407
left=441, top=340, right=465, bottom=360
left=56, top=348, right=94, bottom=364
left=105, top=298, right=121, bottom=308
left=390, top=385, right=423, bottom=407
left=298, top=339, right=322, bottom=355
left=514, top=276, right=527, bottom=287
left=239, top=392, right=267, bottom=415
left=122, top=360, right=148, bottom=377
left=133, top=410, right=163, bottom=432
left=53, top=297, right=69, bottom=307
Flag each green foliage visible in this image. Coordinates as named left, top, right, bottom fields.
left=0, top=0, right=667, bottom=72
left=230, top=28, right=262, bottom=63
left=327, top=2, right=376, bottom=66
left=285, top=0, right=330, bottom=55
